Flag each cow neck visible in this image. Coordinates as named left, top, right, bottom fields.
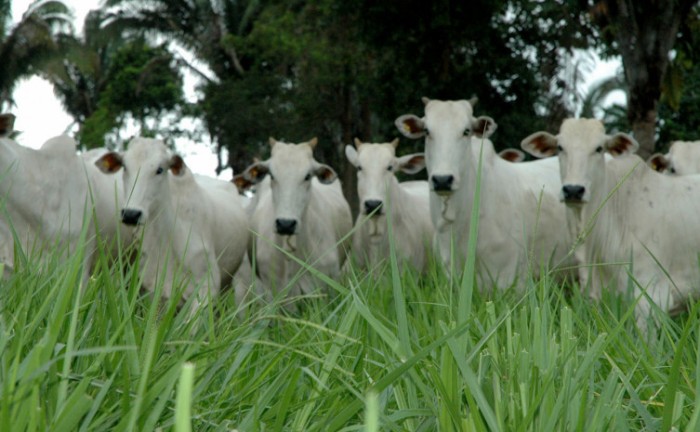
left=442, top=138, right=494, bottom=230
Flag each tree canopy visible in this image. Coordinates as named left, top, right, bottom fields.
left=7, top=0, right=700, bottom=189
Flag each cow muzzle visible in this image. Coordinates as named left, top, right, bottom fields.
left=431, top=174, right=455, bottom=195
left=275, top=218, right=297, bottom=235
left=364, top=199, right=383, bottom=216
left=121, top=208, right=143, bottom=226
left=561, top=184, right=586, bottom=204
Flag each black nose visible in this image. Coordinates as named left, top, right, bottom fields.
left=121, top=208, right=142, bottom=226
left=275, top=218, right=297, bottom=235
left=364, top=200, right=383, bottom=215
left=562, top=185, right=585, bottom=202
left=431, top=174, right=454, bottom=191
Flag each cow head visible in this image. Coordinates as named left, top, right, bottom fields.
left=521, top=118, right=639, bottom=205
left=242, top=137, right=337, bottom=236
left=95, top=137, right=186, bottom=226
left=648, top=141, right=700, bottom=176
left=345, top=138, right=425, bottom=217
left=395, top=97, right=496, bottom=195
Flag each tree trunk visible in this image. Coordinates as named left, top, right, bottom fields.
left=602, top=0, right=695, bottom=159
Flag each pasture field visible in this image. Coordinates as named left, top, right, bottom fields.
left=0, top=235, right=699, bottom=432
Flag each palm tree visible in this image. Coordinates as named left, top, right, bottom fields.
left=0, top=0, right=71, bottom=110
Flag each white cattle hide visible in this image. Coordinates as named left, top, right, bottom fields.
left=395, top=98, right=573, bottom=288
left=241, top=138, right=352, bottom=310
left=345, top=138, right=432, bottom=272
left=0, top=114, right=126, bottom=277
left=95, top=137, right=249, bottom=312
left=521, top=118, right=700, bottom=327
left=648, top=141, right=700, bottom=175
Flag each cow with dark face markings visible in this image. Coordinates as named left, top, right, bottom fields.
left=241, top=138, right=352, bottom=310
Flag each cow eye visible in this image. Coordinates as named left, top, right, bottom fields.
left=424, top=128, right=430, bottom=136
left=156, top=167, right=164, bottom=175
left=670, top=167, right=677, bottom=174
left=304, top=173, right=311, bottom=181
left=463, top=128, right=471, bottom=136
left=595, top=146, right=604, bottom=154
left=557, top=145, right=563, bottom=152
left=387, top=165, right=393, bottom=171
left=357, top=166, right=363, bottom=171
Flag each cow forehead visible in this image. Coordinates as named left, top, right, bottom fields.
left=269, top=141, right=314, bottom=173
left=558, top=118, right=606, bottom=149
left=358, top=143, right=395, bottom=166
left=669, top=141, right=699, bottom=159
left=125, top=137, right=169, bottom=165
left=424, top=100, right=473, bottom=130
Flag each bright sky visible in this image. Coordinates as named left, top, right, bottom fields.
left=9, top=1, right=624, bottom=179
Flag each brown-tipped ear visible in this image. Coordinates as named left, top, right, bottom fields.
left=353, top=137, right=363, bottom=148
left=0, top=113, right=16, bottom=137
left=232, top=174, right=255, bottom=193
left=95, top=152, right=124, bottom=174
left=605, top=133, right=639, bottom=157
left=521, top=132, right=558, bottom=158
left=243, top=161, right=270, bottom=184
left=395, top=114, right=426, bottom=139
left=397, top=153, right=426, bottom=175
left=498, top=148, right=526, bottom=162
left=647, top=153, right=670, bottom=173
left=421, top=96, right=431, bottom=105
left=472, top=116, right=497, bottom=138
left=389, top=138, right=399, bottom=148
left=314, top=164, right=337, bottom=184
left=169, top=154, right=185, bottom=176
left=308, top=137, right=318, bottom=149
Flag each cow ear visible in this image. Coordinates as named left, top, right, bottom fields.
left=308, top=137, right=318, bottom=149
left=243, top=161, right=270, bottom=184
left=472, top=116, right=497, bottom=138
left=397, top=153, right=426, bottom=175
left=395, top=114, right=426, bottom=139
left=314, top=164, right=337, bottom=184
left=0, top=113, right=16, bottom=137
left=232, top=174, right=255, bottom=193
left=647, top=153, right=670, bottom=172
left=95, top=152, right=123, bottom=174
left=353, top=137, right=363, bottom=148
left=605, top=133, right=639, bottom=157
left=521, top=132, right=558, bottom=158
left=498, top=148, right=526, bottom=162
left=169, top=154, right=186, bottom=176
left=345, top=145, right=359, bottom=167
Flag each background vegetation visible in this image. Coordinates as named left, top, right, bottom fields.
left=3, top=0, right=700, bottom=215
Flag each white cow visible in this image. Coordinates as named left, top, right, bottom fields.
left=345, top=138, right=432, bottom=272
left=521, top=118, right=700, bottom=328
left=0, top=113, right=126, bottom=277
left=95, top=137, right=249, bottom=312
left=647, top=141, right=700, bottom=175
left=241, top=137, right=352, bottom=310
left=395, top=98, right=573, bottom=288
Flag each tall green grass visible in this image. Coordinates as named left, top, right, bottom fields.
left=0, top=228, right=698, bottom=431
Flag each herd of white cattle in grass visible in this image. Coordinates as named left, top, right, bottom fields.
left=2, top=97, right=700, bottom=329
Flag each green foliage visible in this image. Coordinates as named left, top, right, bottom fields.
left=0, top=0, right=71, bottom=109
left=2, top=232, right=700, bottom=430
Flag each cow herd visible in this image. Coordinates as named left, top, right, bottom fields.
left=2, top=97, right=700, bottom=329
